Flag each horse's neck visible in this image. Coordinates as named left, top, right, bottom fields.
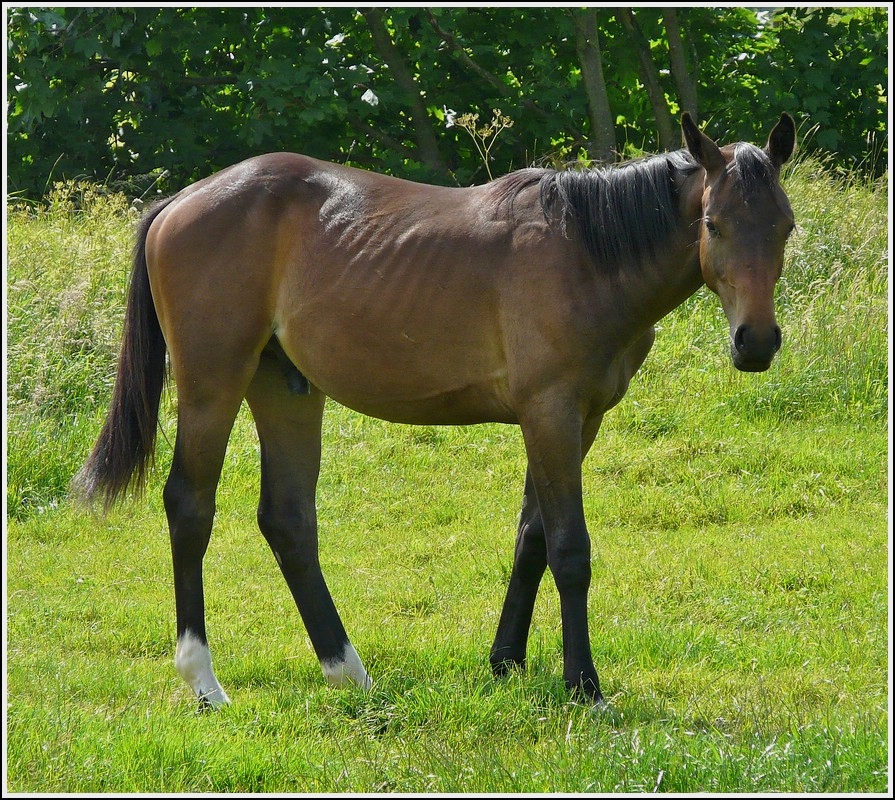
left=613, top=172, right=705, bottom=330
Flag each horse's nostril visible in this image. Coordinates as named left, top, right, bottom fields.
left=734, top=325, right=748, bottom=353
left=773, top=325, right=782, bottom=353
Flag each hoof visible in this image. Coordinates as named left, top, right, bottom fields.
left=195, top=696, right=216, bottom=714
left=591, top=694, right=610, bottom=711
left=566, top=674, right=602, bottom=704
left=195, top=687, right=230, bottom=711
left=490, top=656, right=526, bottom=677
left=587, top=696, right=622, bottom=724
left=321, top=642, right=372, bottom=690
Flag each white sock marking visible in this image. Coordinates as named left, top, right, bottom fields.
left=175, top=631, right=231, bottom=707
left=321, top=642, right=372, bottom=690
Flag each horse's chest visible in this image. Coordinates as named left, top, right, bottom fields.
left=589, top=327, right=656, bottom=414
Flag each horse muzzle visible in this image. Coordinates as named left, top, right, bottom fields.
left=730, top=322, right=782, bottom=372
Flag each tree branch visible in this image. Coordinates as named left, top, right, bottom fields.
left=424, top=10, right=562, bottom=129
left=87, top=56, right=239, bottom=88
left=344, top=111, right=415, bottom=164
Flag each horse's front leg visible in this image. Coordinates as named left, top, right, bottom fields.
left=490, top=413, right=603, bottom=678
left=489, top=468, right=546, bottom=674
left=508, top=406, right=603, bottom=701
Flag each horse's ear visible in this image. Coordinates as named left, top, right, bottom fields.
left=681, top=112, right=725, bottom=175
left=765, top=112, right=796, bottom=168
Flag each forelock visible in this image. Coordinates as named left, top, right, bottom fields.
left=729, top=143, right=776, bottom=198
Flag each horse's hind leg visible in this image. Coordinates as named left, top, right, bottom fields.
left=245, top=347, right=371, bottom=690
left=166, top=369, right=256, bottom=708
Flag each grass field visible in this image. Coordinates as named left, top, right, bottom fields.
left=5, top=160, right=890, bottom=793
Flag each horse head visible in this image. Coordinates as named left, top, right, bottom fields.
left=683, top=112, right=796, bottom=372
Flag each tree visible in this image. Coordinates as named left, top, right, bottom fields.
left=6, top=6, right=887, bottom=201
left=360, top=8, right=448, bottom=176
left=760, top=6, right=888, bottom=170
left=617, top=8, right=676, bottom=152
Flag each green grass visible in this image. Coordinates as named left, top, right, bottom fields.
left=4, top=162, right=890, bottom=792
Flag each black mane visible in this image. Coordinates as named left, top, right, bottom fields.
left=490, top=146, right=779, bottom=273
left=536, top=150, right=700, bottom=271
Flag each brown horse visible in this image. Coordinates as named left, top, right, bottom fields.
left=75, top=113, right=796, bottom=707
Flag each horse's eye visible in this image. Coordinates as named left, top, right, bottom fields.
left=705, top=218, right=721, bottom=238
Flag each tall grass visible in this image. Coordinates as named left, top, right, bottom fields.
left=7, top=183, right=134, bottom=520
left=5, top=160, right=890, bottom=792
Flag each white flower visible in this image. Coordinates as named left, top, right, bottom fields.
left=361, top=88, right=379, bottom=107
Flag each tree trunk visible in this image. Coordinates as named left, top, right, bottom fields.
left=618, top=8, right=676, bottom=151
left=361, top=8, right=448, bottom=177
left=663, top=8, right=698, bottom=123
left=572, top=8, right=616, bottom=164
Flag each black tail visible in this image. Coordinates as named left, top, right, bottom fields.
left=72, top=197, right=175, bottom=509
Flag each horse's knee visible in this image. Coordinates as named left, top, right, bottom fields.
left=257, top=501, right=318, bottom=569
left=514, top=518, right=547, bottom=580
left=547, top=534, right=592, bottom=595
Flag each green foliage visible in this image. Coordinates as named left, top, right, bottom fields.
left=763, top=7, right=888, bottom=172
left=6, top=7, right=888, bottom=200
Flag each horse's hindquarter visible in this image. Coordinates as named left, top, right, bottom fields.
left=145, top=158, right=300, bottom=392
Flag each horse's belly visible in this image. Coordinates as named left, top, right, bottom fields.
left=308, top=358, right=516, bottom=425
left=325, top=378, right=517, bottom=425
left=281, top=319, right=515, bottom=424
